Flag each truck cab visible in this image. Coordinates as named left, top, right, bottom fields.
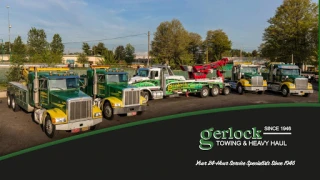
left=128, top=65, right=186, bottom=84
left=265, top=63, right=313, bottom=97
left=80, top=67, right=147, bottom=120
left=225, top=64, right=267, bottom=94
left=7, top=67, right=103, bottom=138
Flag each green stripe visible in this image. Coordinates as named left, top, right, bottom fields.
left=0, top=102, right=320, bottom=161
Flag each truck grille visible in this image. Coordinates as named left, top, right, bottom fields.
left=251, top=76, right=263, bottom=86
left=123, top=89, right=140, bottom=106
left=68, top=98, right=92, bottom=122
left=295, top=78, right=308, bottom=89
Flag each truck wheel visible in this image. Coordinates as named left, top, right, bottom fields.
left=7, top=92, right=11, bottom=108
left=281, top=86, right=290, bottom=97
left=11, top=96, right=21, bottom=112
left=103, top=102, right=114, bottom=120
left=237, top=84, right=244, bottom=95
left=303, top=93, right=310, bottom=97
left=200, top=86, right=209, bottom=98
left=222, top=87, right=230, bottom=95
left=90, top=124, right=100, bottom=130
left=141, top=91, right=150, bottom=103
left=210, top=85, right=219, bottom=97
left=44, top=114, right=55, bottom=138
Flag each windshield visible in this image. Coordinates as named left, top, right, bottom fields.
left=240, top=67, right=258, bottom=74
left=49, top=78, right=79, bottom=90
left=137, top=70, right=149, bottom=77
left=107, top=74, right=128, bottom=83
left=280, top=69, right=300, bottom=76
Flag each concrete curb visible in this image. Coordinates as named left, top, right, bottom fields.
left=0, top=91, right=7, bottom=98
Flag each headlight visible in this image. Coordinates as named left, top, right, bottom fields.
left=54, top=117, right=66, bottom=123
left=94, top=112, right=102, bottom=117
left=112, top=103, right=121, bottom=107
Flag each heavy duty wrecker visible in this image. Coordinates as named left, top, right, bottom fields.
left=129, top=64, right=186, bottom=83
left=79, top=65, right=148, bottom=120
left=129, top=63, right=231, bottom=102
left=263, top=62, right=314, bottom=97
left=6, top=67, right=103, bottom=138
left=224, top=61, right=268, bottom=95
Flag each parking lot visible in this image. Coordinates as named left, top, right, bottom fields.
left=0, top=83, right=318, bottom=156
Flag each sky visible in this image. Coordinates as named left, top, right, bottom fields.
left=0, top=0, right=318, bottom=57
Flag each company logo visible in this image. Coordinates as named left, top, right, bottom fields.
left=199, top=127, right=263, bottom=150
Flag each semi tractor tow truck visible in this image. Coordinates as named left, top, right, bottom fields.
left=129, top=64, right=186, bottom=83
left=263, top=62, right=313, bottom=97
left=6, top=67, right=103, bottom=138
left=224, top=62, right=267, bottom=95
left=129, top=65, right=231, bottom=102
left=79, top=65, right=147, bottom=120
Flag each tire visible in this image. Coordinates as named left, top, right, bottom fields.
left=141, top=91, right=150, bottom=103
left=103, top=102, right=114, bottom=120
left=11, top=96, right=21, bottom=112
left=281, top=86, right=290, bottom=97
left=237, top=84, right=244, bottom=95
left=7, top=92, right=11, bottom=108
left=200, top=86, right=209, bottom=98
left=90, top=124, right=100, bottom=131
left=210, top=85, right=219, bottom=97
left=44, top=114, right=55, bottom=138
left=303, top=93, right=310, bottom=97
left=222, top=87, right=230, bottom=95
left=257, top=91, right=264, bottom=95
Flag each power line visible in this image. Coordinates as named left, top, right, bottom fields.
left=62, top=33, right=148, bottom=44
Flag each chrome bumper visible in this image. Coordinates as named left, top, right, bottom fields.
left=244, top=86, right=267, bottom=91
left=55, top=118, right=103, bottom=130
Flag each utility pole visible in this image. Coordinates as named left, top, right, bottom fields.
left=7, top=6, right=11, bottom=55
left=147, top=31, right=150, bottom=67
left=291, top=54, right=293, bottom=64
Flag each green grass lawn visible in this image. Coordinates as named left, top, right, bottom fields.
left=0, top=83, right=7, bottom=92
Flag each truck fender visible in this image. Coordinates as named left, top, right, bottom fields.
left=45, top=108, right=67, bottom=125
left=101, top=97, right=122, bottom=109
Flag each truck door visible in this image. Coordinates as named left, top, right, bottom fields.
left=97, top=74, right=106, bottom=97
left=39, top=78, right=49, bottom=107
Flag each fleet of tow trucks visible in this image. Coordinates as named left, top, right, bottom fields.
left=5, top=58, right=316, bottom=138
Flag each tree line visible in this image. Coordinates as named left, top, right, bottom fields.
left=77, top=42, right=136, bottom=65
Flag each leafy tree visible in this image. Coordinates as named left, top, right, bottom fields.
left=50, top=34, right=64, bottom=54
left=82, top=42, right=91, bottom=55
left=204, top=29, right=232, bottom=61
left=252, top=50, right=258, bottom=57
left=10, top=36, right=27, bottom=64
left=27, top=27, right=48, bottom=62
left=151, top=19, right=192, bottom=68
left=261, top=0, right=318, bottom=64
left=114, top=45, right=126, bottom=61
left=124, top=43, right=136, bottom=64
left=6, top=36, right=28, bottom=82
left=188, top=32, right=203, bottom=64
left=99, top=49, right=116, bottom=65
left=77, top=53, right=89, bottom=66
